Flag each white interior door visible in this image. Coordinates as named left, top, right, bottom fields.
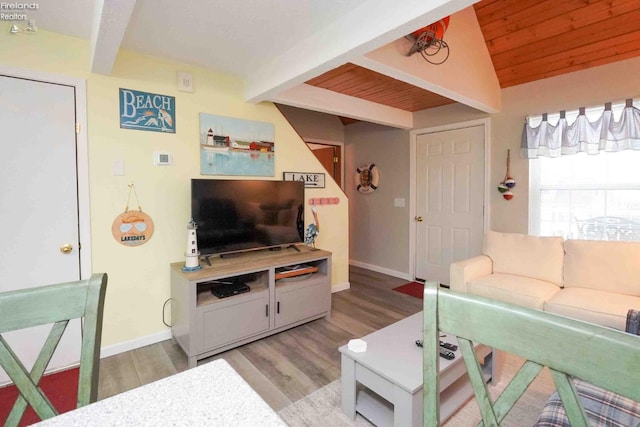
left=415, top=125, right=485, bottom=285
left=0, top=75, right=82, bottom=383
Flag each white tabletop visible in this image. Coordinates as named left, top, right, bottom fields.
left=36, top=359, right=286, bottom=427
left=339, top=312, right=463, bottom=394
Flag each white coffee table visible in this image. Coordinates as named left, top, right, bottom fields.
left=339, top=312, right=496, bottom=426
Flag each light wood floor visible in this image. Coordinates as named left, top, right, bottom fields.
left=97, top=266, right=422, bottom=411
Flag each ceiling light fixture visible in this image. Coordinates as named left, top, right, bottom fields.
left=406, top=16, right=450, bottom=65
left=8, top=19, right=37, bottom=35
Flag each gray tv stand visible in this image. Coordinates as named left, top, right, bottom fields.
left=170, top=246, right=332, bottom=367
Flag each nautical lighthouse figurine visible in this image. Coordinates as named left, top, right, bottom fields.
left=182, top=219, right=202, bottom=271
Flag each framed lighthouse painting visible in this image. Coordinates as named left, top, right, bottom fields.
left=199, top=112, right=275, bottom=176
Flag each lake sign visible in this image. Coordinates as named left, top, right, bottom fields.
left=283, top=172, right=326, bottom=188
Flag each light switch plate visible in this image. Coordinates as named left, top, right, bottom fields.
left=113, top=160, right=125, bottom=176
left=394, top=198, right=405, bottom=207
left=177, top=71, right=193, bottom=92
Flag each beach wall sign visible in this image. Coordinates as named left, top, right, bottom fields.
left=119, top=88, right=175, bottom=133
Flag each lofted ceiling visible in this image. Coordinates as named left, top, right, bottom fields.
left=306, top=63, right=456, bottom=112
left=25, top=0, right=640, bottom=129
left=306, top=0, right=640, bottom=125
left=474, top=0, right=640, bottom=88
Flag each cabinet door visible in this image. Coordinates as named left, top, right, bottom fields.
left=198, top=292, right=269, bottom=351
left=275, top=279, right=330, bottom=328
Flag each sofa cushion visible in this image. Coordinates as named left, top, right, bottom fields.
left=449, top=255, right=493, bottom=293
left=467, top=273, right=561, bottom=310
left=483, top=231, right=564, bottom=286
left=535, top=379, right=640, bottom=427
left=545, top=287, right=640, bottom=331
left=564, top=239, right=640, bottom=297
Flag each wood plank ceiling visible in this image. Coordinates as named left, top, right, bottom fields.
left=306, top=63, right=456, bottom=112
left=304, top=0, right=640, bottom=123
left=475, top=0, right=640, bottom=88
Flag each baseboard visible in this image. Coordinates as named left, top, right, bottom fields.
left=349, top=259, right=412, bottom=281
left=331, top=281, right=350, bottom=293
left=1, top=330, right=173, bottom=386
left=100, top=329, right=173, bottom=358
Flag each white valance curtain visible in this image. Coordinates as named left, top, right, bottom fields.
left=521, top=99, right=640, bottom=158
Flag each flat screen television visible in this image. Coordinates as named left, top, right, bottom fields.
left=191, top=179, right=305, bottom=257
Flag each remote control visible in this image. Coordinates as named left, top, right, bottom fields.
left=440, top=341, right=458, bottom=351
left=415, top=340, right=456, bottom=360
left=439, top=348, right=455, bottom=360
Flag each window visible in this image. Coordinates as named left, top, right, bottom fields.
left=529, top=151, right=640, bottom=241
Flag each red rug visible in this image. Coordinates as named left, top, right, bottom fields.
left=392, top=281, right=424, bottom=299
left=0, top=367, right=79, bottom=426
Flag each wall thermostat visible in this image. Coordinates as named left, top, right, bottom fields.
left=154, top=152, right=172, bottom=166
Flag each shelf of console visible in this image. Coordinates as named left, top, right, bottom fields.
left=170, top=246, right=332, bottom=367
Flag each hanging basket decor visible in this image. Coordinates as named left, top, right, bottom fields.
left=406, top=16, right=450, bottom=65
left=498, top=149, right=516, bottom=200
left=355, top=163, right=380, bottom=193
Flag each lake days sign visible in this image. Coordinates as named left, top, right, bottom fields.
left=119, top=88, right=176, bottom=133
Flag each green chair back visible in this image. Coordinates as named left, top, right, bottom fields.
left=0, top=273, right=107, bottom=426
left=422, top=281, right=640, bottom=426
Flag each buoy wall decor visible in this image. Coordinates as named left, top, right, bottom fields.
left=498, top=149, right=516, bottom=200
left=504, top=177, right=516, bottom=188
left=355, top=163, right=380, bottom=194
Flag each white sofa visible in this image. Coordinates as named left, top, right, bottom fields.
left=450, top=231, right=640, bottom=331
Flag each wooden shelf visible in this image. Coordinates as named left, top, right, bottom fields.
left=275, top=265, right=319, bottom=280
left=171, top=246, right=331, bottom=281
left=196, top=279, right=269, bottom=307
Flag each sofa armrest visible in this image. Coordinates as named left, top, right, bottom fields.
left=450, top=255, right=493, bottom=293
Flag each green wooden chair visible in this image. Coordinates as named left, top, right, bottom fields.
left=422, top=281, right=640, bottom=426
left=0, top=273, right=107, bottom=426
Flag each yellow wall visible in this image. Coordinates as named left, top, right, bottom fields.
left=0, top=27, right=349, bottom=348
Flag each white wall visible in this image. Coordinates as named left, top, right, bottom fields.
left=413, top=103, right=488, bottom=129
left=276, top=104, right=345, bottom=143
left=362, top=6, right=501, bottom=113
left=491, top=56, right=640, bottom=234
left=345, top=56, right=640, bottom=277
left=345, top=122, right=410, bottom=277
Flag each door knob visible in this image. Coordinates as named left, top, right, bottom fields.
left=60, top=244, right=73, bottom=254
left=415, top=216, right=423, bottom=222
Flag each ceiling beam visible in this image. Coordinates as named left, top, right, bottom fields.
left=245, top=0, right=478, bottom=104
left=352, top=6, right=501, bottom=113
left=272, top=84, right=413, bottom=129
left=90, top=0, right=137, bottom=75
